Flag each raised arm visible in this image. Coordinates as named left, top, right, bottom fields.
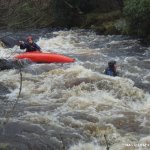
left=19, top=41, right=27, bottom=49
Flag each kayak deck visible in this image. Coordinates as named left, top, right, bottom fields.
left=15, top=51, right=75, bottom=63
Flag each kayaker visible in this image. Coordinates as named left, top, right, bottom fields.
left=104, top=60, right=118, bottom=77
left=19, top=36, right=41, bottom=52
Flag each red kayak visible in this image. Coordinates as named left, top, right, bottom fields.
left=15, top=51, right=75, bottom=63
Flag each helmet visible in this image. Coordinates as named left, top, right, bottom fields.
left=108, top=60, right=116, bottom=68
left=26, top=36, right=33, bottom=41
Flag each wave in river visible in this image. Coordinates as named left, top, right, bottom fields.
left=0, top=29, right=150, bottom=150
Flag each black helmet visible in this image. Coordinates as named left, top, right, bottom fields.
left=108, top=60, right=116, bottom=68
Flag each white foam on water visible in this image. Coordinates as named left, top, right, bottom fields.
left=0, top=39, right=24, bottom=58
left=139, top=135, right=150, bottom=145
left=143, top=73, right=150, bottom=83
left=0, top=47, right=12, bottom=58
left=3, top=64, right=147, bottom=111
left=20, top=111, right=59, bottom=125
left=1, top=31, right=150, bottom=149
left=37, top=30, right=88, bottom=53
left=69, top=142, right=103, bottom=150
left=68, top=133, right=141, bottom=150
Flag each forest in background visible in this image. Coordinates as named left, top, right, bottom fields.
left=0, top=0, right=149, bottom=42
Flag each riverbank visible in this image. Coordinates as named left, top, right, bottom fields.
left=0, top=0, right=149, bottom=43
left=0, top=1, right=123, bottom=33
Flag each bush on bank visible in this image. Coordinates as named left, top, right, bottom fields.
left=123, top=0, right=150, bottom=39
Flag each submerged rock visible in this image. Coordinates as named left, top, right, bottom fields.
left=0, top=59, right=31, bottom=70
left=0, top=82, right=10, bottom=95
left=1, top=36, right=18, bottom=48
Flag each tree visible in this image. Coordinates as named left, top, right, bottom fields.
left=124, top=0, right=150, bottom=37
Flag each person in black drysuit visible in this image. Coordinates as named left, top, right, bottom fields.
left=19, top=36, right=41, bottom=52
left=104, top=60, right=118, bottom=77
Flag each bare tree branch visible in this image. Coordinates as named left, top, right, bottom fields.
left=104, top=134, right=110, bottom=150
left=3, top=61, right=23, bottom=124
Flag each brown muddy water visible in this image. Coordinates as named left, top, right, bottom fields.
left=0, top=29, right=150, bottom=150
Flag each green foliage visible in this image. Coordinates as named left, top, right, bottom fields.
left=124, top=0, right=150, bottom=37
left=8, top=2, right=36, bottom=28
left=0, top=143, right=10, bottom=150
left=86, top=11, right=121, bottom=25
left=1, top=0, right=123, bottom=32
left=7, top=1, right=53, bottom=29
left=114, top=18, right=129, bottom=34
left=85, top=11, right=122, bottom=34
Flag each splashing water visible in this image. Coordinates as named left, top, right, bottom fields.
left=0, top=29, right=150, bottom=150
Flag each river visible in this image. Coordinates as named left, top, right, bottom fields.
left=0, top=29, right=150, bottom=150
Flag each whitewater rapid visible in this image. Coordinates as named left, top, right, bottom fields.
left=0, top=30, right=150, bottom=150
